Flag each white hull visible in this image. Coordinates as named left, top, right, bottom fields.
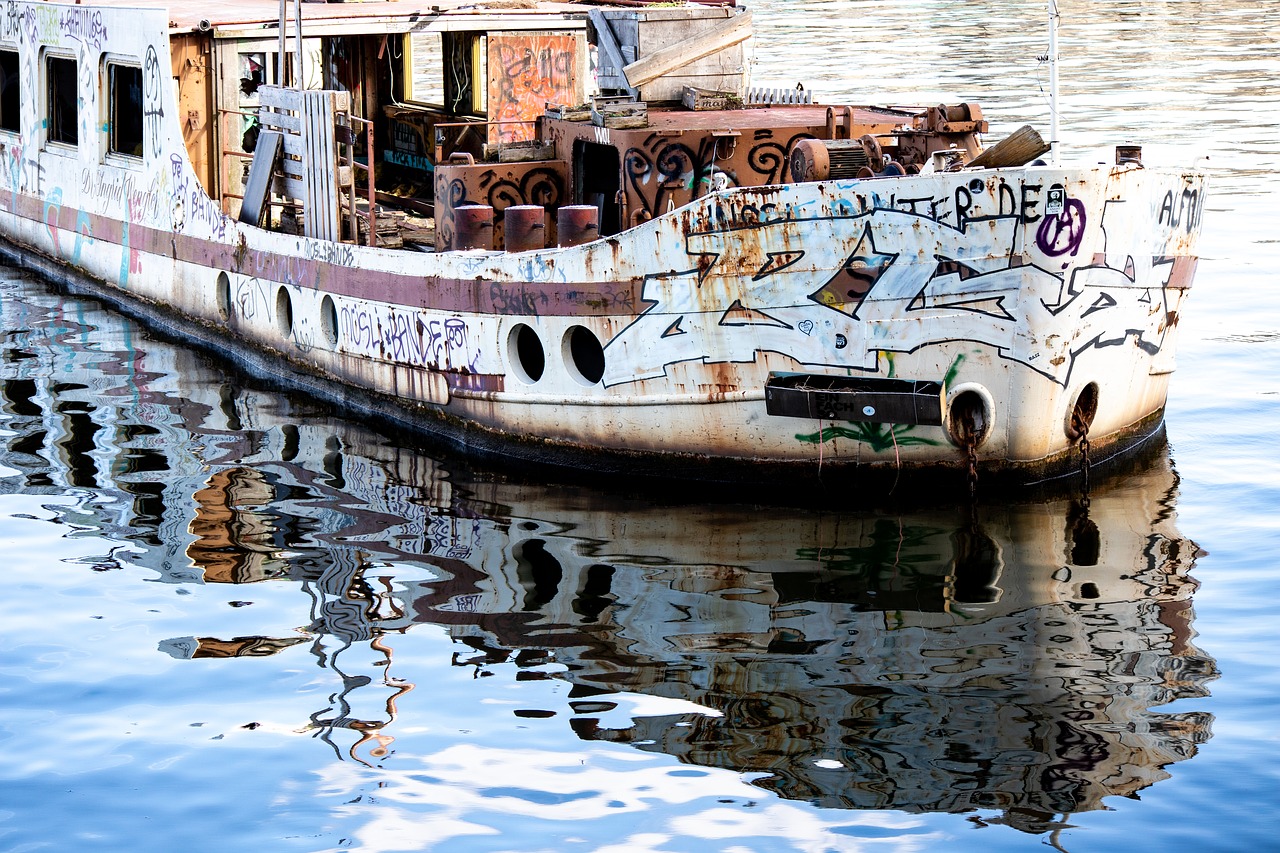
left=0, top=1, right=1206, bottom=489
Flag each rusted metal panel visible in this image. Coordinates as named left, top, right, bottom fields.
left=171, top=33, right=216, bottom=197
left=434, top=157, right=569, bottom=250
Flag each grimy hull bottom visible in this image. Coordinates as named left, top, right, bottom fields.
left=0, top=232, right=1170, bottom=503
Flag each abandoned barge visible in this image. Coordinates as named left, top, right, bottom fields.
left=0, top=0, right=1206, bottom=490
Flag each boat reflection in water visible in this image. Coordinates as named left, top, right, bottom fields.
left=0, top=271, right=1215, bottom=838
left=165, top=429, right=1214, bottom=834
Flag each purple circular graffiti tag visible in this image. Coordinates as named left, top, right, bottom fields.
left=1036, top=197, right=1087, bottom=257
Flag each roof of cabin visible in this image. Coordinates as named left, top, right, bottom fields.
left=79, top=0, right=735, bottom=35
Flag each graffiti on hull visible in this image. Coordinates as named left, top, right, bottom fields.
left=601, top=179, right=1199, bottom=388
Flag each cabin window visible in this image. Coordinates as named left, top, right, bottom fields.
left=46, top=54, right=78, bottom=146
left=0, top=49, right=19, bottom=134
left=404, top=32, right=445, bottom=105
left=401, top=32, right=486, bottom=114
left=107, top=63, right=143, bottom=158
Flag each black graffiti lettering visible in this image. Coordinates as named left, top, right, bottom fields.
left=1159, top=190, right=1176, bottom=227
left=896, top=194, right=934, bottom=215
left=955, top=185, right=973, bottom=231
left=930, top=197, right=951, bottom=225
left=1180, top=188, right=1200, bottom=232
left=1020, top=183, right=1043, bottom=224
left=998, top=181, right=1017, bottom=217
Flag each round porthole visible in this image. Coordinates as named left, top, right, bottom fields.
left=216, top=271, right=231, bottom=321
left=321, top=295, right=338, bottom=347
left=507, top=323, right=545, bottom=383
left=276, top=286, right=293, bottom=338
left=562, top=325, right=605, bottom=386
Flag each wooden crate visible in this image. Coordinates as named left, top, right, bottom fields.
left=682, top=86, right=730, bottom=111
left=591, top=100, right=648, bottom=129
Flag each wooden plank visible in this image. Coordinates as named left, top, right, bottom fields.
left=966, top=125, right=1050, bottom=169
left=640, top=69, right=747, bottom=104
left=623, top=10, right=751, bottom=89
left=275, top=174, right=307, bottom=200
left=259, top=85, right=303, bottom=111
left=302, top=90, right=340, bottom=241
left=239, top=129, right=282, bottom=227
left=260, top=111, right=302, bottom=134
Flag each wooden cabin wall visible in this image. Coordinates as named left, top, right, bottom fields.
left=171, top=34, right=215, bottom=198
left=485, top=31, right=582, bottom=146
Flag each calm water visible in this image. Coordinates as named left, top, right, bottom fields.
left=2, top=1, right=1278, bottom=851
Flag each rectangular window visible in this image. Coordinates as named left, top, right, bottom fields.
left=46, top=54, right=77, bottom=146
left=108, top=63, right=142, bottom=157
left=405, top=32, right=444, bottom=105
left=0, top=49, right=19, bottom=133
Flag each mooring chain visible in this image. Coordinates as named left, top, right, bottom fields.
left=966, top=438, right=979, bottom=500
left=959, top=407, right=979, bottom=501
left=1077, top=419, right=1091, bottom=506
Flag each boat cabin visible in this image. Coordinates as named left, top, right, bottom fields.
left=159, top=0, right=988, bottom=252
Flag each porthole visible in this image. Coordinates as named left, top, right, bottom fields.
left=562, top=325, right=605, bottom=386
left=507, top=323, right=545, bottom=383
left=320, top=295, right=338, bottom=347
left=276, top=286, right=293, bottom=338
left=216, top=271, right=231, bottom=321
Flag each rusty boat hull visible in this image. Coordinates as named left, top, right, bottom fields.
left=0, top=1, right=1206, bottom=494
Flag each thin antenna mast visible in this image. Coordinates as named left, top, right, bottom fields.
left=1048, top=0, right=1060, bottom=163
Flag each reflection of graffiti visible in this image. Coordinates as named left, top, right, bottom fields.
left=602, top=180, right=1186, bottom=388
left=487, top=34, right=576, bottom=145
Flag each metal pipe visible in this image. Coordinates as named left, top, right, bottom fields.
left=278, top=0, right=286, bottom=86
left=365, top=118, right=376, bottom=246
left=294, top=0, right=303, bottom=87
